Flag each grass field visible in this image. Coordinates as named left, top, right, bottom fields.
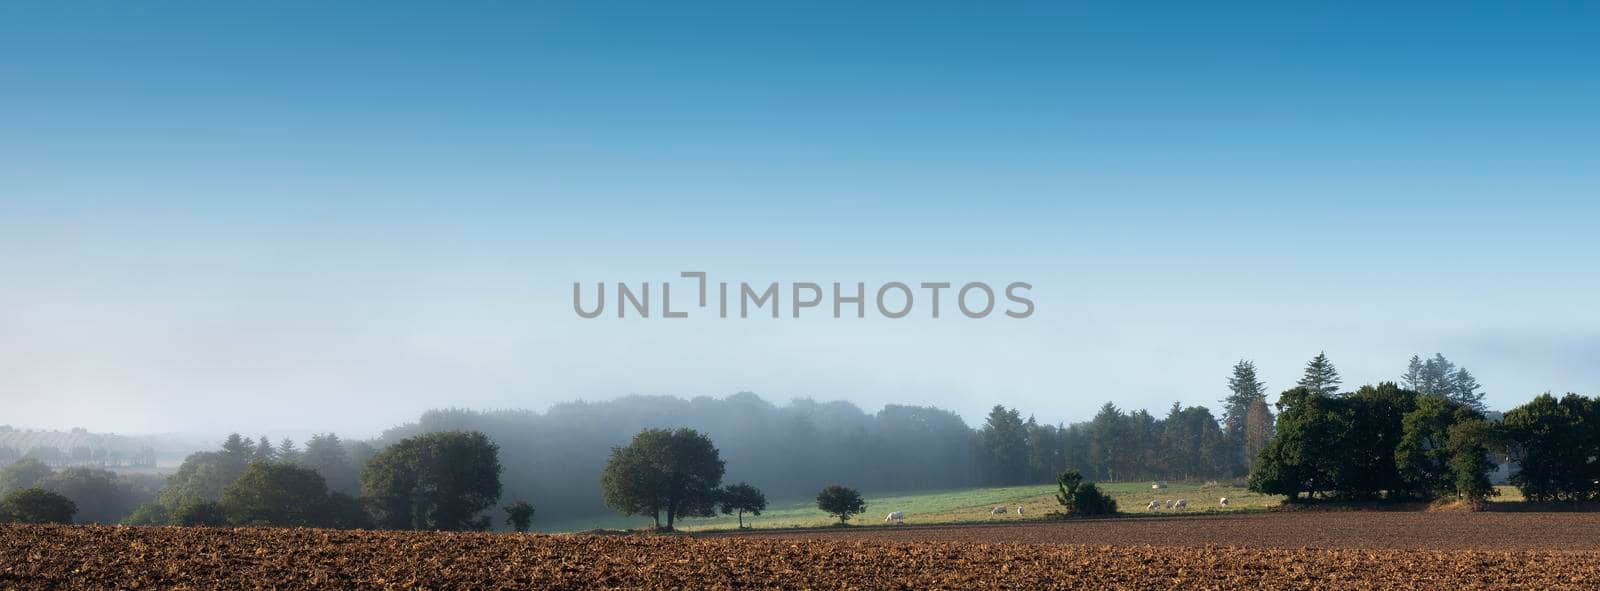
left=538, top=481, right=1281, bottom=532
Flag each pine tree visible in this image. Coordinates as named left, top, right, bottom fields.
left=254, top=436, right=276, bottom=462
left=278, top=437, right=300, bottom=462
left=1450, top=367, right=1486, bottom=412
left=1297, top=352, right=1342, bottom=396
left=1222, top=360, right=1267, bottom=467
left=1402, top=355, right=1426, bottom=391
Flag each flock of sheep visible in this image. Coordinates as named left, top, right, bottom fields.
left=881, top=492, right=1233, bottom=524
left=1145, top=497, right=1228, bottom=511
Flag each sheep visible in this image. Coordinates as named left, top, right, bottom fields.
left=885, top=511, right=905, bottom=523
left=1164, top=499, right=1175, bottom=509
left=1219, top=497, right=1230, bottom=507
left=1146, top=500, right=1159, bottom=511
left=991, top=505, right=1008, bottom=515
left=1015, top=505, right=1025, bottom=516
left=1175, top=499, right=1188, bottom=510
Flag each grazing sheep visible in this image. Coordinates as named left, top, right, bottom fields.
left=1015, top=505, right=1025, bottom=516
left=1165, top=499, right=1175, bottom=509
left=991, top=505, right=1008, bottom=515
left=885, top=511, right=905, bottom=523
left=1175, top=499, right=1188, bottom=510
left=1146, top=500, right=1160, bottom=511
left=1219, top=497, right=1230, bottom=507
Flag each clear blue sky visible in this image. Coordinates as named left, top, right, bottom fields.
left=2, top=2, right=1597, bottom=436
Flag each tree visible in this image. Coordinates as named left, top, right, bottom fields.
left=1403, top=354, right=1486, bottom=412
left=300, top=433, right=358, bottom=494
left=0, top=488, right=76, bottom=524
left=1087, top=403, right=1125, bottom=481
left=1248, top=387, right=1345, bottom=501
left=1053, top=469, right=1083, bottom=513
left=503, top=500, right=535, bottom=532
left=1243, top=397, right=1275, bottom=470
left=171, top=498, right=227, bottom=527
left=277, top=438, right=301, bottom=463
left=1446, top=413, right=1497, bottom=506
left=219, top=462, right=333, bottom=527
left=815, top=485, right=865, bottom=524
left=362, top=431, right=503, bottom=531
left=718, top=482, right=767, bottom=528
left=38, top=468, right=139, bottom=524
left=1297, top=352, right=1342, bottom=396
left=1501, top=393, right=1597, bottom=502
left=0, top=458, right=53, bottom=493
left=978, top=406, right=1029, bottom=485
left=599, top=428, right=725, bottom=530
left=254, top=436, right=276, bottom=462
left=1395, top=395, right=1459, bottom=498
left=1222, top=360, right=1268, bottom=466
left=1449, top=368, right=1486, bottom=412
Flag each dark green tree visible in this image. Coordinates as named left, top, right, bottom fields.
left=1297, top=352, right=1342, bottom=396
left=219, top=461, right=333, bottom=527
left=1052, top=469, right=1083, bottom=513
left=503, top=500, right=535, bottom=532
left=1087, top=403, right=1125, bottom=481
left=1501, top=393, right=1597, bottom=501
left=815, top=484, right=866, bottom=524
left=171, top=498, right=227, bottom=527
left=718, top=482, right=767, bottom=528
left=1222, top=359, right=1268, bottom=467
left=362, top=431, right=503, bottom=531
left=599, top=428, right=725, bottom=530
left=0, top=488, right=77, bottom=524
left=1446, top=413, right=1497, bottom=506
left=978, top=406, right=1029, bottom=485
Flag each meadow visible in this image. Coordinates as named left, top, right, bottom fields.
left=538, top=481, right=1280, bottom=532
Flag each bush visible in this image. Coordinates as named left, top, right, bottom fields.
left=123, top=502, right=170, bottom=526
left=0, top=488, right=77, bottom=524
left=815, top=485, right=866, bottom=524
left=504, top=500, right=535, bottom=533
left=1053, top=470, right=1116, bottom=516
left=172, top=498, right=227, bottom=527
left=1072, top=483, right=1118, bottom=516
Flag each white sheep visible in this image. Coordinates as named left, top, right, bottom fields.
left=1164, top=499, right=1175, bottom=509
left=1015, top=505, right=1025, bottom=516
left=885, top=511, right=905, bottom=523
left=1219, top=497, right=1230, bottom=507
left=991, top=505, right=1008, bottom=515
left=1146, top=500, right=1159, bottom=511
left=1175, top=499, right=1188, bottom=510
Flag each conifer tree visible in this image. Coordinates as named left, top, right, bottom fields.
left=1297, top=352, right=1342, bottom=396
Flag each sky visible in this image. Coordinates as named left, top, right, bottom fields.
left=2, top=1, right=1597, bottom=437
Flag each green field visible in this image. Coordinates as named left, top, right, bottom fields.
left=537, top=481, right=1281, bottom=533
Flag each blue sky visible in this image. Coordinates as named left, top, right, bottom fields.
left=2, top=2, right=1597, bottom=436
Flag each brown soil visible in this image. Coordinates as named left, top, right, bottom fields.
left=3, top=515, right=1598, bottom=590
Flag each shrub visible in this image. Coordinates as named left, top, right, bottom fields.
left=171, top=498, right=227, bottom=527
left=0, top=488, right=78, bottom=524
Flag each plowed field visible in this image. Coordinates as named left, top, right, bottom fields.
left=4, top=514, right=1598, bottom=590
left=730, top=511, right=1600, bottom=551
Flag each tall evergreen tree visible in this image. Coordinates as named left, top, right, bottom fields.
left=1222, top=360, right=1267, bottom=468
left=1297, top=352, right=1343, bottom=396
left=1402, top=355, right=1426, bottom=391
left=1449, top=367, right=1486, bottom=412
left=978, top=406, right=1029, bottom=485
